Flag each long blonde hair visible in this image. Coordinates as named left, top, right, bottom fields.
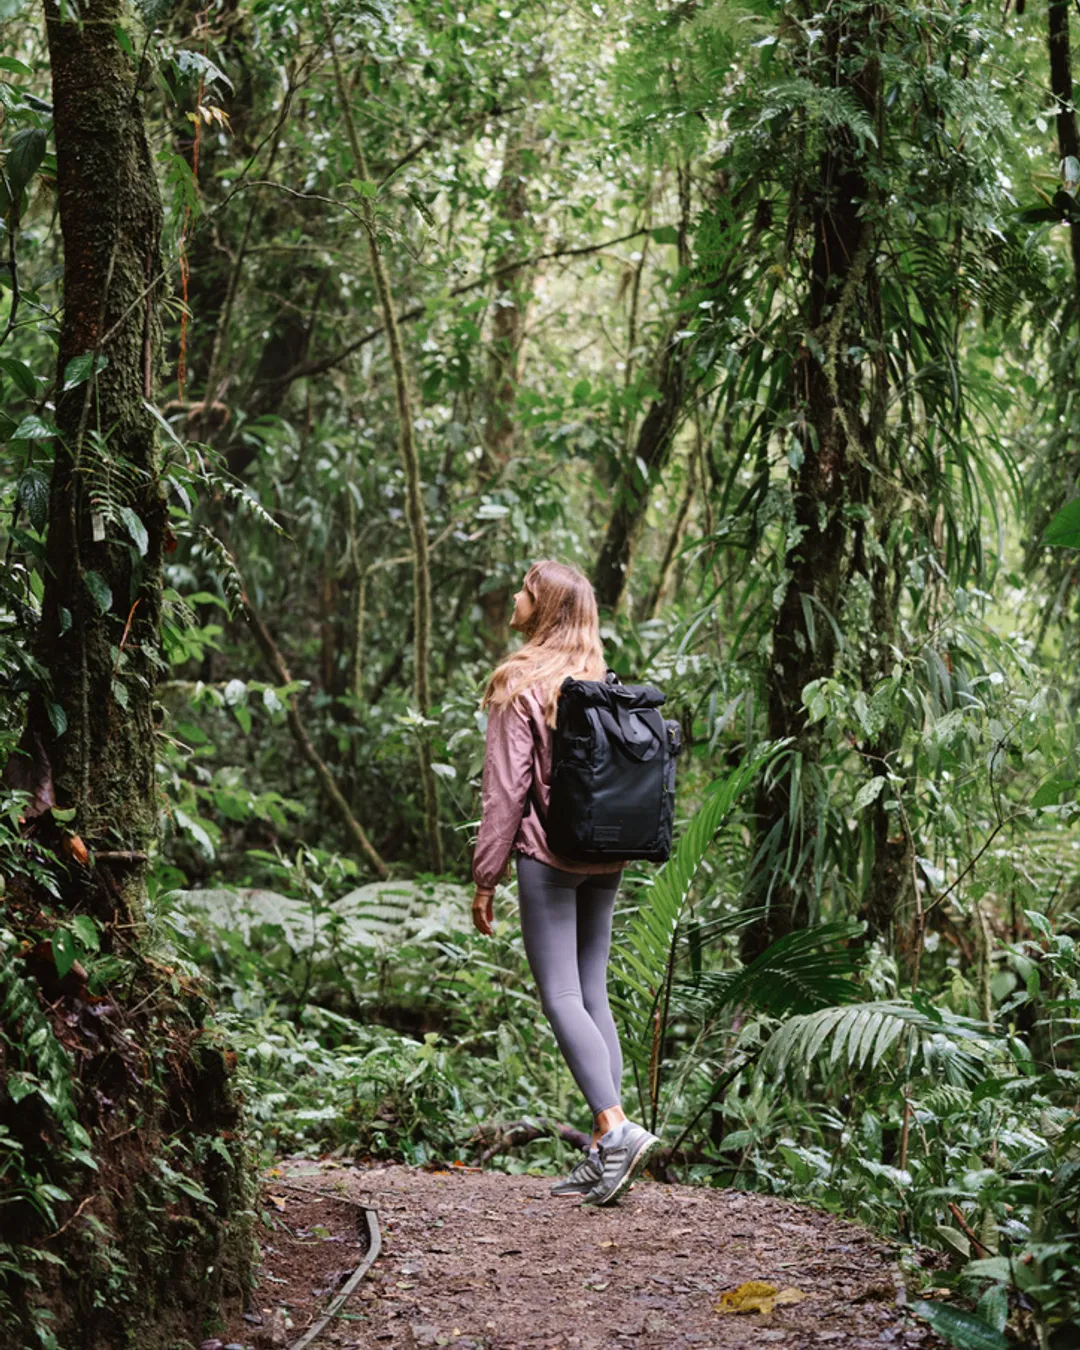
left=482, top=560, right=606, bottom=726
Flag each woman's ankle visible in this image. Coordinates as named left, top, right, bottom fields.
left=594, top=1105, right=627, bottom=1141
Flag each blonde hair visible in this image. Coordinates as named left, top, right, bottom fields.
left=482, top=560, right=606, bottom=726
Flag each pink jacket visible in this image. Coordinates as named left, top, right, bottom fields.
left=472, top=686, right=623, bottom=890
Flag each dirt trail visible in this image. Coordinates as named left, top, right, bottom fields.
left=228, top=1160, right=936, bottom=1350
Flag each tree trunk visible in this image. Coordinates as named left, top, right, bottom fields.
left=593, top=331, right=687, bottom=612
left=24, top=0, right=168, bottom=928
left=479, top=118, right=537, bottom=650
left=321, top=0, right=442, bottom=870
left=743, top=12, right=880, bottom=959
left=1050, top=0, right=1080, bottom=313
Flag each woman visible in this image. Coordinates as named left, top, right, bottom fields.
left=472, top=559, right=661, bottom=1205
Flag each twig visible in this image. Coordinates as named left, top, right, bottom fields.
left=274, top=224, right=669, bottom=386
left=43, top=1194, right=93, bottom=1240
left=947, top=1201, right=990, bottom=1257
left=288, top=1206, right=382, bottom=1350
left=662, top=1052, right=758, bottom=1164
left=468, top=1116, right=592, bottom=1162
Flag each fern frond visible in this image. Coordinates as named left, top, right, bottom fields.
left=688, top=920, right=864, bottom=1019
left=763, top=1000, right=991, bottom=1081
left=615, top=741, right=784, bottom=1007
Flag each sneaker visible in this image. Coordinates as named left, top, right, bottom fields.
left=550, top=1147, right=602, bottom=1197
left=583, top=1120, right=661, bottom=1206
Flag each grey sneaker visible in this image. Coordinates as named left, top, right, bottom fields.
left=550, top=1148, right=602, bottom=1197
left=583, top=1120, right=661, bottom=1206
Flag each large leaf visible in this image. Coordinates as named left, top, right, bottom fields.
left=911, top=1301, right=1009, bottom=1350
left=5, top=126, right=46, bottom=197
left=1044, top=498, right=1080, bottom=548
left=17, top=467, right=49, bottom=532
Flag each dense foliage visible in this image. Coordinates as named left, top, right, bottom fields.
left=2, top=0, right=1080, bottom=1347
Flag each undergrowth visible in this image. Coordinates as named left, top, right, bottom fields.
left=0, top=813, right=256, bottom=1350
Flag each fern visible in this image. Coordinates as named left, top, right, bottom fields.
left=762, top=999, right=991, bottom=1083
left=686, top=920, right=864, bottom=1019
left=755, top=79, right=878, bottom=149
left=615, top=741, right=784, bottom=1008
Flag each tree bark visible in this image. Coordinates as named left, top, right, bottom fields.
left=21, top=0, right=167, bottom=927
left=1049, top=0, right=1080, bottom=313
left=743, top=11, right=881, bottom=959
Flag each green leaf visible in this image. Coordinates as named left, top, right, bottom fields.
left=52, top=927, right=76, bottom=980
left=71, top=915, right=100, bottom=953
left=83, top=570, right=112, bottom=615
left=0, top=56, right=33, bottom=76
left=1044, top=498, right=1080, bottom=548
left=852, top=776, right=886, bottom=812
left=934, top=1224, right=971, bottom=1258
left=17, top=467, right=49, bottom=531
left=911, top=1302, right=1010, bottom=1350
left=12, top=414, right=58, bottom=440
left=7, top=1071, right=39, bottom=1104
left=0, top=355, right=38, bottom=397
left=118, top=505, right=148, bottom=556
left=651, top=224, right=680, bottom=245
left=1032, top=778, right=1074, bottom=808
left=5, top=126, right=47, bottom=197
left=174, top=49, right=233, bottom=91
left=63, top=353, right=108, bottom=391
left=350, top=178, right=379, bottom=198
left=46, top=699, right=67, bottom=736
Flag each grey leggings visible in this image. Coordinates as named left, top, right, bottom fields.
left=516, top=855, right=624, bottom=1117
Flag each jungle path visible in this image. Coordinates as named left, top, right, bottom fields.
left=229, top=1159, right=938, bottom=1350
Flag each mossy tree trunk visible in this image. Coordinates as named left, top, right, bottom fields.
left=743, top=10, right=881, bottom=960
left=29, top=0, right=167, bottom=929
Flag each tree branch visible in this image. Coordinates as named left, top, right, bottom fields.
left=273, top=225, right=666, bottom=387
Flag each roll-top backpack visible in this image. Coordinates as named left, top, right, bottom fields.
left=532, top=672, right=681, bottom=864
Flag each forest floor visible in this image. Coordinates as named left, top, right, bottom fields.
left=218, top=1158, right=942, bottom=1350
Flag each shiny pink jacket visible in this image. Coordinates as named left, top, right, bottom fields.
left=472, top=686, right=623, bottom=890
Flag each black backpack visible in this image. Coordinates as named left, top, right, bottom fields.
left=532, top=672, right=681, bottom=864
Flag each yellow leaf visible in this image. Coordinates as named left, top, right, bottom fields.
left=715, top=1282, right=809, bottom=1316
left=716, top=1281, right=778, bottom=1315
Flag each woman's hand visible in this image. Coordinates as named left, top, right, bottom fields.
left=472, top=887, right=495, bottom=936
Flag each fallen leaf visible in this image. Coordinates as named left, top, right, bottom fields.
left=715, top=1281, right=809, bottom=1316
left=64, top=833, right=89, bottom=866
left=267, top=1194, right=288, bottom=1211
left=599, top=1240, right=618, bottom=1249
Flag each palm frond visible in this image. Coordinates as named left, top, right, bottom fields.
left=615, top=741, right=785, bottom=1005
left=763, top=1000, right=992, bottom=1082
left=689, top=919, right=864, bottom=1019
